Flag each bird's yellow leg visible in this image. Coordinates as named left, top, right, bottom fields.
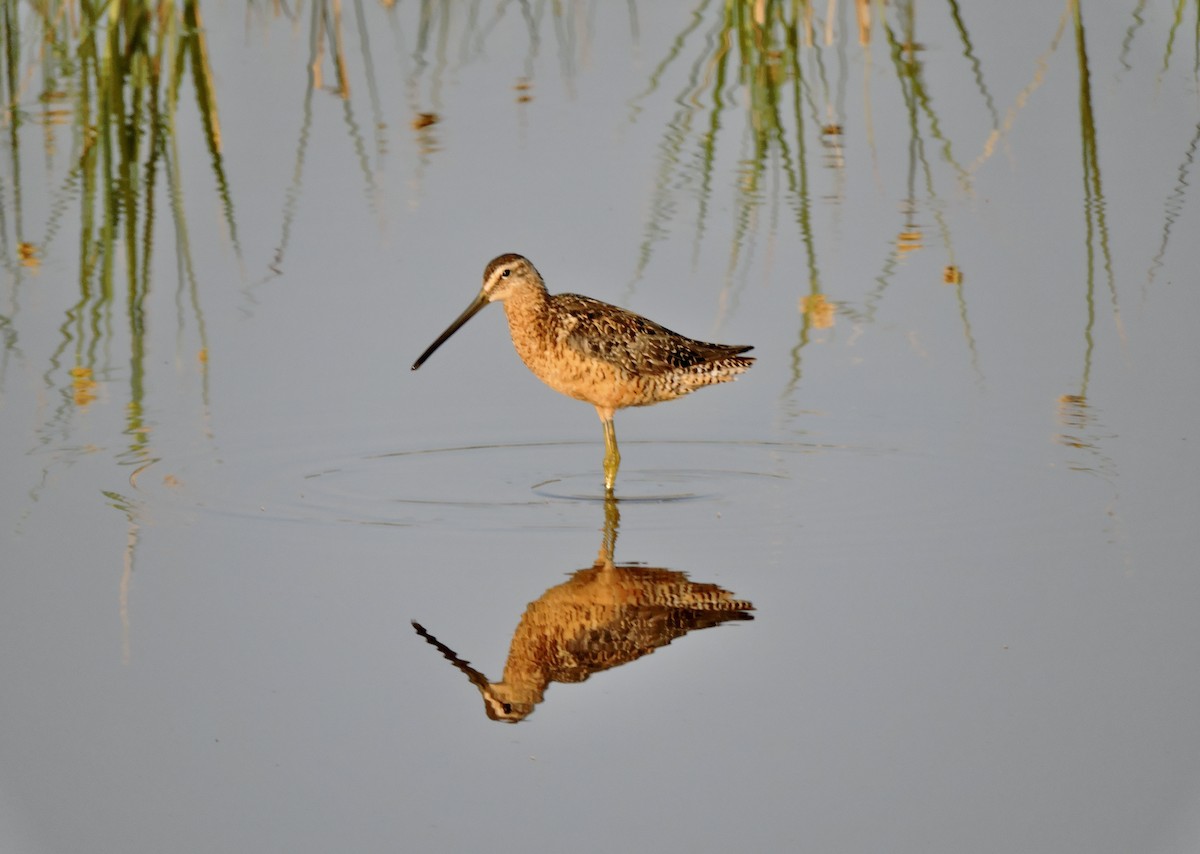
left=601, top=416, right=620, bottom=494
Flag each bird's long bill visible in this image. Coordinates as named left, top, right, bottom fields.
left=411, top=621, right=491, bottom=691
left=411, top=291, right=490, bottom=370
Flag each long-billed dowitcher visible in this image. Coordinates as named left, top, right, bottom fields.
left=411, top=253, right=754, bottom=493
left=412, top=497, right=753, bottom=722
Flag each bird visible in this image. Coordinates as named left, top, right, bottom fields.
left=411, top=497, right=754, bottom=722
left=411, top=253, right=755, bottom=494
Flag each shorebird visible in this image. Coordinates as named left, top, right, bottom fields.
left=411, top=254, right=754, bottom=493
left=412, top=498, right=754, bottom=722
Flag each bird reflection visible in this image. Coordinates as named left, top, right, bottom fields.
left=412, top=498, right=754, bottom=723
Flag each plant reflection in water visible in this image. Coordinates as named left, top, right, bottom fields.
left=412, top=498, right=754, bottom=723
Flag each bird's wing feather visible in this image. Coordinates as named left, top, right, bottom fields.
left=556, top=294, right=751, bottom=377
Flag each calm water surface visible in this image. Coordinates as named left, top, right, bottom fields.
left=2, top=2, right=1199, bottom=852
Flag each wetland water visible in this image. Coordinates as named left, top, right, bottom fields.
left=2, top=2, right=1199, bottom=852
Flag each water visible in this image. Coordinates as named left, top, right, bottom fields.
left=2, top=2, right=1199, bottom=852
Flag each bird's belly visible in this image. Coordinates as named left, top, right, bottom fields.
left=515, top=346, right=675, bottom=411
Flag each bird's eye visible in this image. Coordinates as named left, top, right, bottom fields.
left=501, top=269, right=512, bottom=278
left=502, top=703, right=513, bottom=714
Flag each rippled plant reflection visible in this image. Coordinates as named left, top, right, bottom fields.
left=1, top=0, right=235, bottom=467
left=633, top=0, right=995, bottom=389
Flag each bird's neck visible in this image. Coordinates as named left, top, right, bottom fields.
left=501, top=282, right=551, bottom=332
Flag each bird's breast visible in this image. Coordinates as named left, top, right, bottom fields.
left=502, top=302, right=657, bottom=410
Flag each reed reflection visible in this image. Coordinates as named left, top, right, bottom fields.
left=0, top=0, right=239, bottom=526
left=412, top=498, right=754, bottom=723
left=1054, top=2, right=1119, bottom=485
left=632, top=0, right=993, bottom=396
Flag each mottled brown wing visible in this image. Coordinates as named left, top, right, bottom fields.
left=556, top=293, right=753, bottom=377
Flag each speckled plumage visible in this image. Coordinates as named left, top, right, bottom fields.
left=412, top=253, right=755, bottom=492
left=412, top=499, right=754, bottom=722
left=413, top=565, right=753, bottom=722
